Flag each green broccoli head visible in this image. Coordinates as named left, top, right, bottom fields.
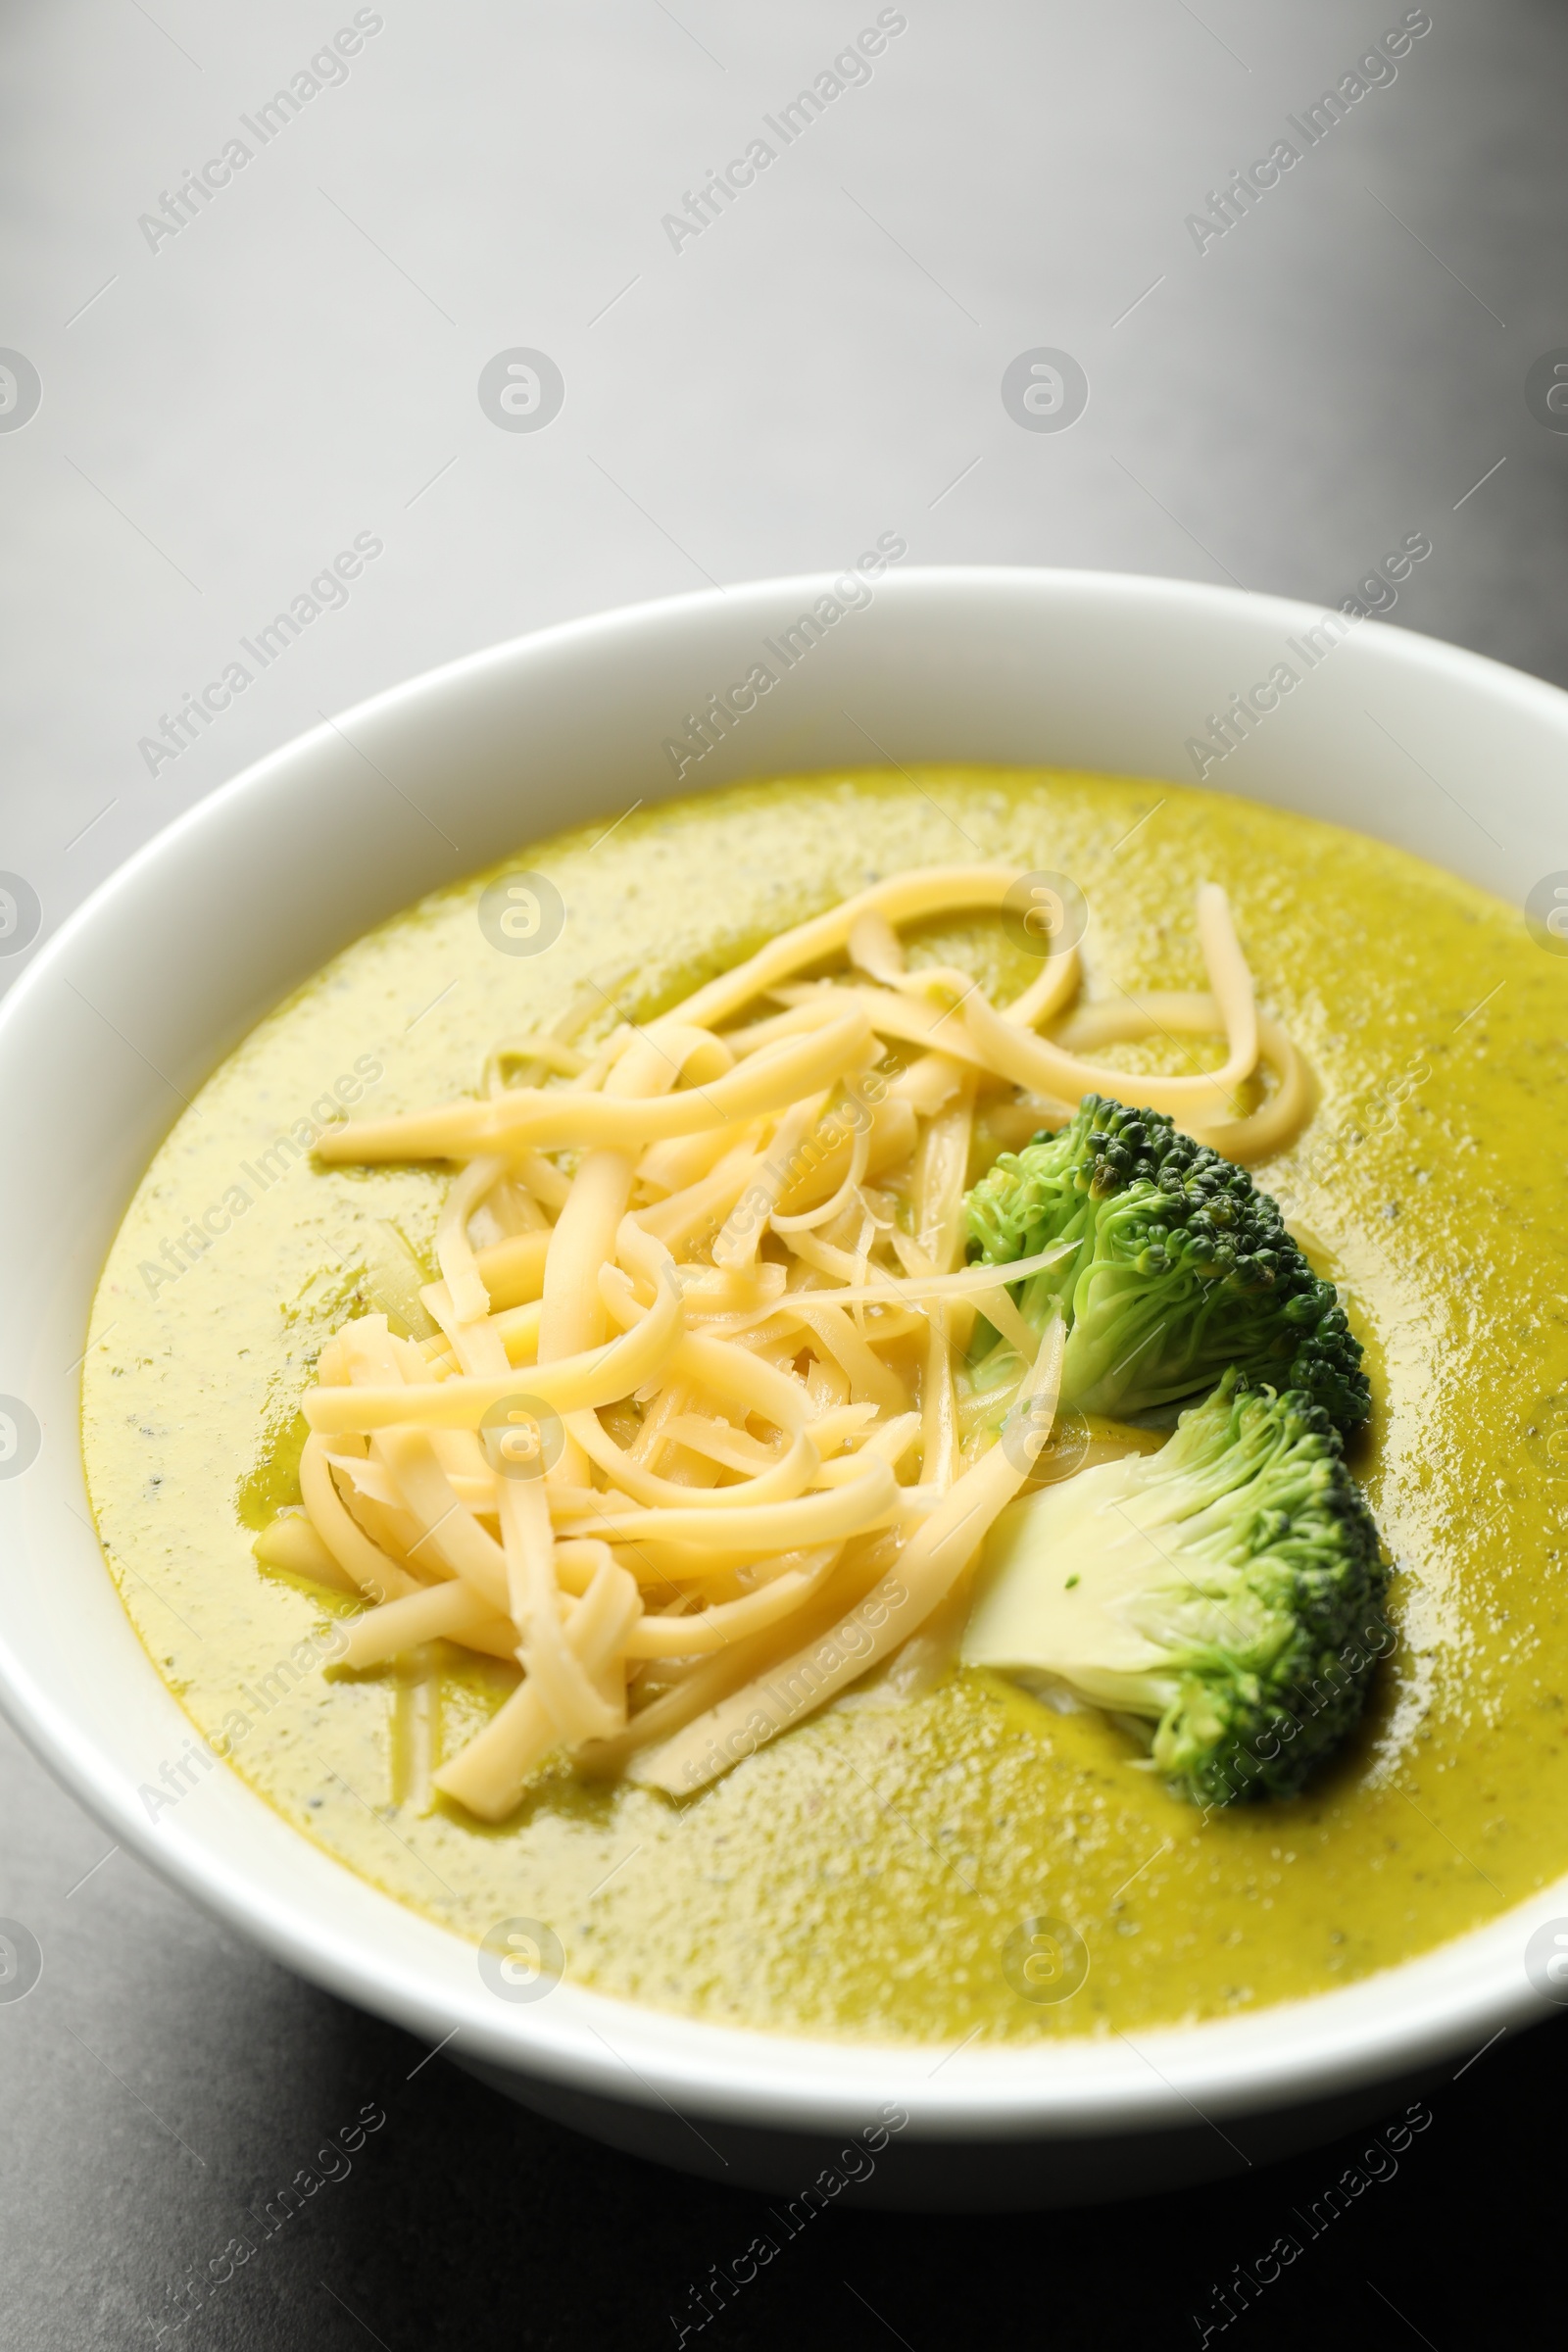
left=962, top=1373, right=1392, bottom=1806
left=965, top=1094, right=1369, bottom=1429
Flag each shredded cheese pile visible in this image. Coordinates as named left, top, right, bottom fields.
left=257, top=864, right=1313, bottom=1818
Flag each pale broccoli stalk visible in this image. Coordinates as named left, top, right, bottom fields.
left=963, top=1095, right=1370, bottom=1430
left=961, top=1373, right=1391, bottom=1806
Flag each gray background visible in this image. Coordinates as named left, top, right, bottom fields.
left=2, top=1, right=1565, bottom=2343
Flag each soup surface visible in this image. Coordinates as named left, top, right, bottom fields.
left=82, top=768, right=1568, bottom=2042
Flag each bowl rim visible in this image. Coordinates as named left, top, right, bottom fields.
left=3, top=561, right=1564, bottom=2141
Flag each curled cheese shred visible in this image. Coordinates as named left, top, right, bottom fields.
left=267, top=863, right=1317, bottom=1819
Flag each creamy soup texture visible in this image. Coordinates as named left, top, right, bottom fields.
left=82, top=768, right=1568, bottom=2041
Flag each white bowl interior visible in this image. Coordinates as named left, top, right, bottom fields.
left=1, top=566, right=1562, bottom=2137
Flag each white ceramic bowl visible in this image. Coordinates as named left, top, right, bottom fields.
left=2, top=567, right=1563, bottom=2210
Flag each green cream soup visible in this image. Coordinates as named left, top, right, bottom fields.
left=82, top=770, right=1568, bottom=2041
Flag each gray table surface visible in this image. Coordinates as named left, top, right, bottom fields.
left=3, top=2, right=1566, bottom=2343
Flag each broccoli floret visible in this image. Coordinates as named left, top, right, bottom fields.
left=964, top=1094, right=1369, bottom=1429
left=961, top=1374, right=1392, bottom=1805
